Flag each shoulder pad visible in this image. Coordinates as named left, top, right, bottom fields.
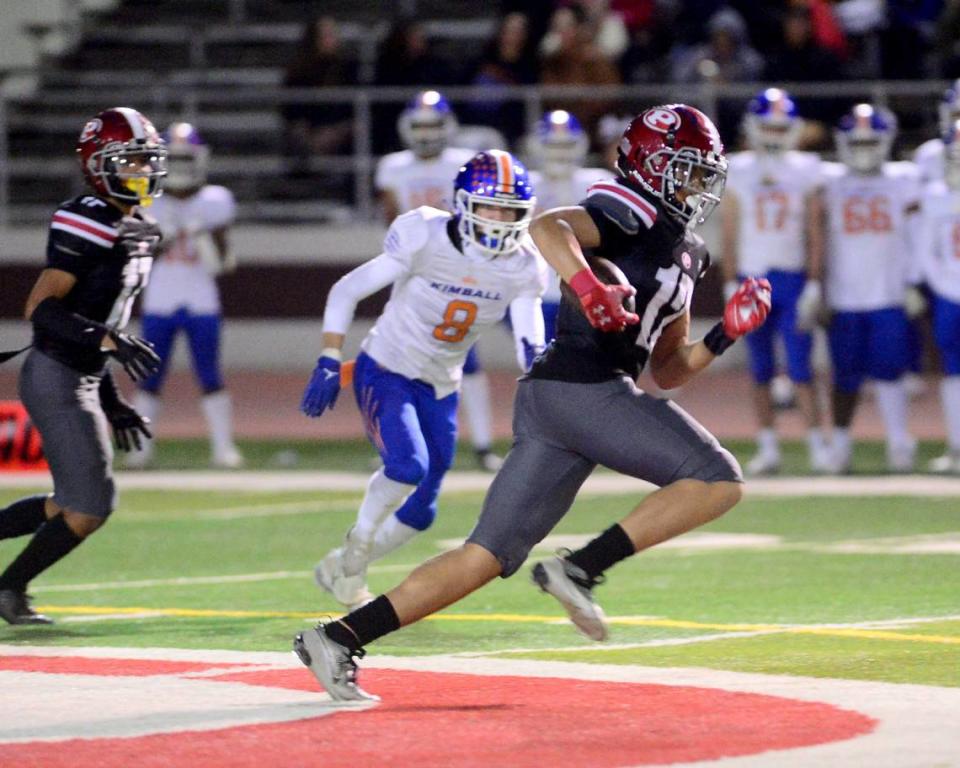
left=383, top=206, right=445, bottom=256
left=50, top=196, right=120, bottom=249
left=583, top=180, right=658, bottom=234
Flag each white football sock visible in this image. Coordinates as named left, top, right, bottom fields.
left=370, top=515, right=420, bottom=562
left=127, top=391, right=160, bottom=465
left=756, top=428, right=779, bottom=457
left=460, top=372, right=494, bottom=451
left=873, top=379, right=911, bottom=451
left=832, top=427, right=852, bottom=464
left=201, top=391, right=238, bottom=459
left=941, top=376, right=960, bottom=452
left=352, top=468, right=416, bottom=544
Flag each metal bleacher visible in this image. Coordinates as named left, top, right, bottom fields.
left=2, top=0, right=495, bottom=224
left=0, top=0, right=950, bottom=227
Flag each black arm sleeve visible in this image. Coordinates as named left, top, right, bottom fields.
left=30, top=297, right=109, bottom=349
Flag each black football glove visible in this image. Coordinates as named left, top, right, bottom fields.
left=103, top=400, right=153, bottom=452
left=108, top=331, right=161, bottom=382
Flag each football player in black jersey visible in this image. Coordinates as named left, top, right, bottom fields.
left=293, top=105, right=772, bottom=702
left=0, top=107, right=165, bottom=624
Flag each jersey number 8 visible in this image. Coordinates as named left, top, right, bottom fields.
left=433, top=299, right=478, bottom=343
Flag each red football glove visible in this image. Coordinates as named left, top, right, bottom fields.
left=722, top=277, right=772, bottom=339
left=569, top=268, right=639, bottom=333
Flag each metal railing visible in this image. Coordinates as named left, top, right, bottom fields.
left=0, top=79, right=951, bottom=226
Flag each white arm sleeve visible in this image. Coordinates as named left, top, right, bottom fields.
left=321, top=254, right=407, bottom=335
left=508, top=294, right=546, bottom=371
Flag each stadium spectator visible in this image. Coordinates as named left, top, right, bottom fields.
left=539, top=5, right=621, bottom=136
left=618, top=3, right=675, bottom=84
left=670, top=7, right=764, bottom=83
left=882, top=0, right=944, bottom=78
left=466, top=12, right=538, bottom=144
left=763, top=5, right=847, bottom=136
left=372, top=20, right=449, bottom=153
left=934, top=0, right=960, bottom=77
left=832, top=0, right=885, bottom=77
left=281, top=16, right=354, bottom=158
left=577, top=0, right=631, bottom=60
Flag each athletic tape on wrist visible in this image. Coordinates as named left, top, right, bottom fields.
left=704, top=322, right=736, bottom=356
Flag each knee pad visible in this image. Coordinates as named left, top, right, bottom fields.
left=383, top=455, right=428, bottom=487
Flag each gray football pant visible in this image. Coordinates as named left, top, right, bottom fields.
left=19, top=350, right=116, bottom=518
left=467, top=376, right=742, bottom=577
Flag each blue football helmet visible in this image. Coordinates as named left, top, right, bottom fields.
left=162, top=122, right=209, bottom=191
left=835, top=103, right=896, bottom=174
left=939, top=79, right=960, bottom=137
left=743, top=88, right=800, bottom=154
left=533, top=109, right=588, bottom=177
left=398, top=90, right=458, bottom=158
left=454, top=150, right=536, bottom=255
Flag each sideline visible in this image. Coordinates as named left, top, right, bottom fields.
left=1, top=470, right=960, bottom=496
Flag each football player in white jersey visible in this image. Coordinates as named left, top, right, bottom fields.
left=913, top=79, right=960, bottom=184
left=914, top=119, right=960, bottom=473
left=818, top=104, right=921, bottom=472
left=721, top=88, right=830, bottom=475
left=375, top=90, right=502, bottom=471
left=301, top=150, right=547, bottom=608
left=126, top=123, right=243, bottom=469
left=527, top=110, right=612, bottom=342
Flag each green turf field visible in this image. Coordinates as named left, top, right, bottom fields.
left=1, top=452, right=958, bottom=688
left=138, top=437, right=951, bottom=476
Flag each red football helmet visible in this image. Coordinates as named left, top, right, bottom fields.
left=76, top=107, right=167, bottom=205
left=616, top=104, right=727, bottom=228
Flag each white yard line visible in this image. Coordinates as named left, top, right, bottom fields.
left=2, top=471, right=960, bottom=496
left=31, top=562, right=415, bottom=593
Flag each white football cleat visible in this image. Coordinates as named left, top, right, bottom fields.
left=531, top=555, right=608, bottom=641
left=211, top=445, right=244, bottom=469
left=886, top=440, right=917, bottom=473
left=314, top=547, right=374, bottom=610
left=123, top=444, right=153, bottom=470
left=745, top=451, right=781, bottom=477
left=476, top=449, right=504, bottom=473
left=929, top=451, right=960, bottom=474
left=293, top=624, right=379, bottom=702
left=809, top=444, right=835, bottom=474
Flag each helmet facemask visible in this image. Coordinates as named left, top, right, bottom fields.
left=90, top=141, right=167, bottom=206
left=643, top=147, right=726, bottom=229
left=164, top=144, right=210, bottom=191
left=399, top=109, right=456, bottom=159
left=455, top=188, right=535, bottom=256
left=837, top=133, right=891, bottom=174
left=744, top=114, right=801, bottom=156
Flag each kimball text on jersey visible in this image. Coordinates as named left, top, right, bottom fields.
left=430, top=282, right=503, bottom=301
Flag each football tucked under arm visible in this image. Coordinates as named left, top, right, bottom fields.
left=559, top=256, right=637, bottom=331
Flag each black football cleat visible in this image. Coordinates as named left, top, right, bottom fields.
left=0, top=590, right=54, bottom=625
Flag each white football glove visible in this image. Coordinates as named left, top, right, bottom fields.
left=795, top=279, right=824, bottom=331
left=904, top=285, right=928, bottom=319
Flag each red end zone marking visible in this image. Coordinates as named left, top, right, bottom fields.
left=0, top=656, right=255, bottom=677
left=0, top=661, right=877, bottom=767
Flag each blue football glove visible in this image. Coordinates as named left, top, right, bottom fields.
left=301, top=356, right=341, bottom=417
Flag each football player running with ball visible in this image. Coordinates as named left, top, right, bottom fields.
left=0, top=108, right=165, bottom=624
left=301, top=150, right=547, bottom=611
left=294, top=105, right=772, bottom=701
